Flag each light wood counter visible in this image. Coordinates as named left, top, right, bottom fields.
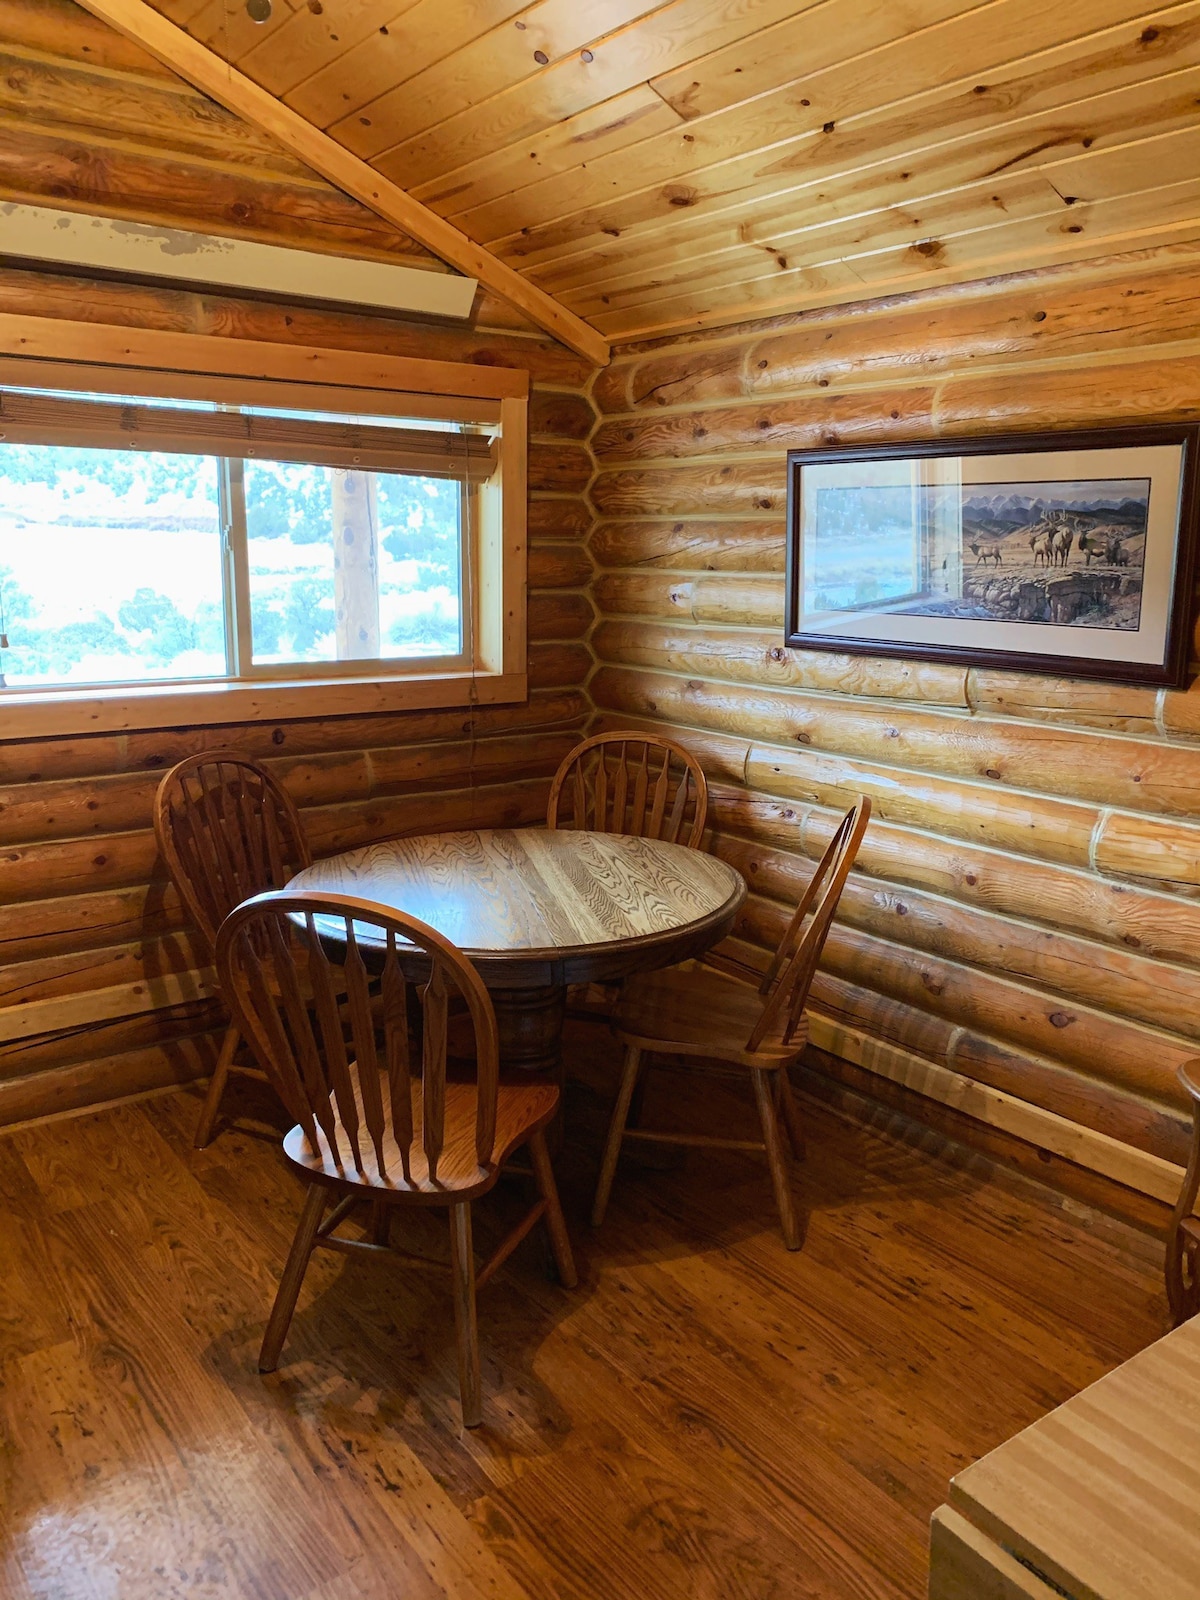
left=931, top=1316, right=1200, bottom=1599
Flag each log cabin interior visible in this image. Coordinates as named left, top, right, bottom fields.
left=4, top=0, right=1200, bottom=1595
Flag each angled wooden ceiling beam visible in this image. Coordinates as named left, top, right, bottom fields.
left=70, top=0, right=611, bottom=367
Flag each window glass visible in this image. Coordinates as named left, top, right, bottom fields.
left=0, top=394, right=478, bottom=694
left=0, top=444, right=225, bottom=688
left=245, top=462, right=463, bottom=666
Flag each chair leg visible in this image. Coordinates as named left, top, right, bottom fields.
left=771, top=1073, right=792, bottom=1158
left=259, top=1182, right=329, bottom=1373
left=193, top=1022, right=240, bottom=1149
left=528, top=1127, right=578, bottom=1288
left=591, top=1044, right=642, bottom=1228
left=752, top=1070, right=801, bottom=1251
left=777, top=1068, right=806, bottom=1162
left=626, top=1059, right=650, bottom=1130
left=370, top=1198, right=391, bottom=1248
left=449, top=1203, right=481, bottom=1429
left=1167, top=1120, right=1200, bottom=1326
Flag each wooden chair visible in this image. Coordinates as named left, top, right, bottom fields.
left=1167, top=1060, right=1200, bottom=1325
left=591, top=797, right=870, bottom=1249
left=548, top=732, right=710, bottom=1024
left=546, top=731, right=709, bottom=850
left=216, top=889, right=577, bottom=1428
left=154, top=750, right=311, bottom=1148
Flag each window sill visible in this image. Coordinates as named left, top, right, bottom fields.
left=0, top=669, right=529, bottom=740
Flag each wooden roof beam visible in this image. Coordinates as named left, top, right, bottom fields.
left=70, top=0, right=611, bottom=368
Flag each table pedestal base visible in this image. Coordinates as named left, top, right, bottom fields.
left=491, top=984, right=567, bottom=1081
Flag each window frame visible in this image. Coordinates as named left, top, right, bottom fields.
left=0, top=318, right=529, bottom=738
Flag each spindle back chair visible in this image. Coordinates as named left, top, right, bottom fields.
left=155, top=750, right=311, bottom=1147
left=216, top=890, right=575, bottom=1427
left=748, top=797, right=870, bottom=1053
left=591, top=797, right=870, bottom=1248
left=546, top=732, right=709, bottom=850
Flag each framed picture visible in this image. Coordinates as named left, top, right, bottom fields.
left=784, top=425, right=1200, bottom=686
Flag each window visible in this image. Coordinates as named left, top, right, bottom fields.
left=0, top=347, right=527, bottom=736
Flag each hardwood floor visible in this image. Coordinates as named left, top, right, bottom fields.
left=0, top=1030, right=1167, bottom=1600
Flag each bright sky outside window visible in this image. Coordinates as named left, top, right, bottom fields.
left=0, top=444, right=227, bottom=687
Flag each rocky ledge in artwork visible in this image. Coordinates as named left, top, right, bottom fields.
left=967, top=569, right=1138, bottom=626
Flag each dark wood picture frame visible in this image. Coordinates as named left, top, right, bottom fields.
left=784, top=424, right=1200, bottom=687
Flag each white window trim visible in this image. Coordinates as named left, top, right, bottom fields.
left=0, top=315, right=529, bottom=738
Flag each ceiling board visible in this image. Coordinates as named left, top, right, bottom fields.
left=238, top=0, right=429, bottom=101
left=523, top=61, right=1200, bottom=294
left=364, top=0, right=824, bottom=185
left=409, top=85, right=682, bottom=216
left=52, top=0, right=1200, bottom=343
left=459, top=0, right=1200, bottom=251
left=329, top=0, right=672, bottom=156
left=586, top=174, right=1200, bottom=337
left=280, top=0, right=524, bottom=124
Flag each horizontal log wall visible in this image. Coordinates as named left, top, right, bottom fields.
left=0, top=267, right=595, bottom=1124
left=588, top=245, right=1200, bottom=1215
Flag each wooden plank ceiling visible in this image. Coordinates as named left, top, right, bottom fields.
left=118, top=0, right=1200, bottom=345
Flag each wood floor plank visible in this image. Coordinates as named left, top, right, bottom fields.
left=0, top=1042, right=1167, bottom=1600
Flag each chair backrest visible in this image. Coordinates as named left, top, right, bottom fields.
left=216, top=890, right=500, bottom=1182
left=154, top=751, right=312, bottom=959
left=746, top=797, right=871, bottom=1052
left=546, top=732, right=709, bottom=849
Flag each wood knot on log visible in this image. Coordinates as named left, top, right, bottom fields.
left=1049, top=1012, right=1076, bottom=1029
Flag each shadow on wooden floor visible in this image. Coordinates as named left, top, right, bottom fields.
left=0, top=1019, right=1168, bottom=1600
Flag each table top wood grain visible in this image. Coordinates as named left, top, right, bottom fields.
left=947, top=1315, right=1200, bottom=1600
left=288, top=827, right=746, bottom=988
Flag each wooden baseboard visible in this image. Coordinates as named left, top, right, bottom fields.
left=0, top=1027, right=220, bottom=1131
left=799, top=1045, right=1172, bottom=1240
left=805, top=1009, right=1184, bottom=1205
left=0, top=1076, right=208, bottom=1137
left=704, top=940, right=1182, bottom=1225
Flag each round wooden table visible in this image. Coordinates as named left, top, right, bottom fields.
left=287, top=827, right=746, bottom=1080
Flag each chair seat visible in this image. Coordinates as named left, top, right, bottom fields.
left=284, top=1071, right=559, bottom=1202
left=615, top=961, right=807, bottom=1067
